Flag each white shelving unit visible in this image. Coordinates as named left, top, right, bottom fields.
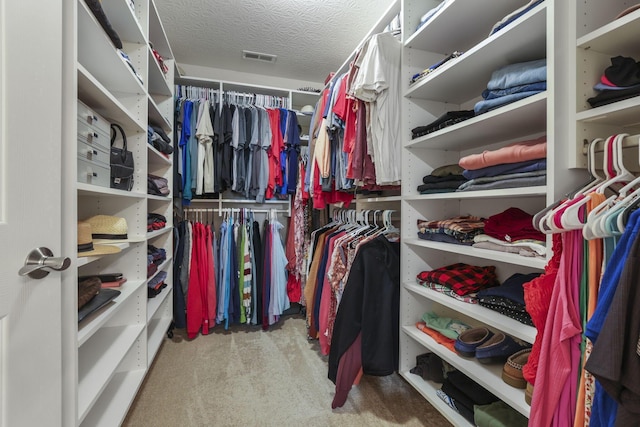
left=399, top=1, right=583, bottom=424
left=63, top=1, right=175, bottom=425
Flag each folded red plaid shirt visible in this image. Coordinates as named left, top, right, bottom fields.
left=417, top=216, right=485, bottom=234
left=416, top=263, right=499, bottom=296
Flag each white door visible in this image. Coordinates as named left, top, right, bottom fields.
left=0, top=0, right=65, bottom=426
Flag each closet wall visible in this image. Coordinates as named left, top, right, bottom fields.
left=62, top=1, right=175, bottom=426
left=398, top=0, right=584, bottom=424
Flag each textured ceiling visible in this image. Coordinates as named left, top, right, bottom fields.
left=155, top=0, right=395, bottom=85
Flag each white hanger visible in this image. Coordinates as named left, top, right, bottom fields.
left=561, top=134, right=627, bottom=232
left=583, top=133, right=634, bottom=238
left=537, top=138, right=602, bottom=233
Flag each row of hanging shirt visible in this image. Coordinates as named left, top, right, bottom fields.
left=525, top=133, right=640, bottom=426
left=304, top=29, right=402, bottom=210
left=302, top=208, right=401, bottom=409
left=175, top=85, right=303, bottom=205
left=173, top=208, right=290, bottom=339
left=303, top=209, right=399, bottom=354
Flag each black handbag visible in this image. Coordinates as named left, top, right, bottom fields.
left=110, top=123, right=135, bottom=191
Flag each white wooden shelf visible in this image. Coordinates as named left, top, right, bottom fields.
left=399, top=371, right=473, bottom=427
left=147, top=314, right=173, bottom=367
left=77, top=65, right=145, bottom=132
left=404, top=238, right=547, bottom=269
left=577, top=8, right=640, bottom=57
left=79, top=369, right=146, bottom=427
left=576, top=95, right=640, bottom=127
left=404, top=0, right=523, bottom=54
left=147, top=193, right=172, bottom=201
left=402, top=325, right=530, bottom=418
left=148, top=95, right=172, bottom=131
left=404, top=282, right=536, bottom=343
left=77, top=0, right=145, bottom=96
left=405, top=92, right=547, bottom=150
left=76, top=242, right=133, bottom=268
left=147, top=283, right=173, bottom=322
left=405, top=3, right=546, bottom=103
left=147, top=226, right=172, bottom=240
left=356, top=195, right=402, bottom=203
left=147, top=143, right=172, bottom=166
left=404, top=186, right=547, bottom=201
left=77, top=325, right=145, bottom=423
left=93, top=236, right=146, bottom=245
left=148, top=0, right=174, bottom=60
left=101, top=0, right=146, bottom=46
left=77, top=183, right=147, bottom=199
left=147, top=46, right=172, bottom=97
left=77, top=280, right=145, bottom=346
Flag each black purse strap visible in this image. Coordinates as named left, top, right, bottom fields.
left=110, top=123, right=130, bottom=163
left=110, top=123, right=128, bottom=151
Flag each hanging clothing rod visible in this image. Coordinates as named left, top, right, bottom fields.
left=582, top=133, right=640, bottom=154
left=184, top=207, right=290, bottom=218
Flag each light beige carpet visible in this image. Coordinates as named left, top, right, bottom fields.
left=123, top=315, right=451, bottom=427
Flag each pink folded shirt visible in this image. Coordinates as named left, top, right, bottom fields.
left=459, top=135, right=547, bottom=170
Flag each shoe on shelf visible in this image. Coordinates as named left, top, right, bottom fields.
left=525, top=382, right=534, bottom=405
left=475, top=332, right=530, bottom=364
left=501, top=348, right=531, bottom=388
left=454, top=327, right=494, bottom=358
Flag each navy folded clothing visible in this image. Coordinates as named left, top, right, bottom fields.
left=474, top=90, right=545, bottom=115
left=477, top=272, right=540, bottom=305
left=482, top=81, right=547, bottom=100
left=462, top=159, right=546, bottom=180
left=148, top=271, right=167, bottom=289
left=422, top=174, right=467, bottom=184
left=478, top=298, right=534, bottom=326
left=418, top=231, right=473, bottom=246
left=457, top=174, right=546, bottom=192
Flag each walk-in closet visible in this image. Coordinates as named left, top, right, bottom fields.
left=3, top=1, right=640, bottom=426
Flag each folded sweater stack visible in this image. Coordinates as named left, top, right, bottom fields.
left=458, top=136, right=547, bottom=192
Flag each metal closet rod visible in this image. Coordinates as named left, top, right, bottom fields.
left=582, top=133, right=640, bottom=154
left=183, top=207, right=289, bottom=218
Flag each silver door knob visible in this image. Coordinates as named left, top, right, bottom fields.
left=18, top=247, right=71, bottom=279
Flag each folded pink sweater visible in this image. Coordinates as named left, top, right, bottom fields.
left=459, top=135, right=547, bottom=170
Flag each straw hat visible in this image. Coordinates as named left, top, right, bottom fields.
left=85, top=215, right=128, bottom=239
left=77, top=221, right=121, bottom=257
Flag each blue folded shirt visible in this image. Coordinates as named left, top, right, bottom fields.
left=463, top=159, right=547, bottom=180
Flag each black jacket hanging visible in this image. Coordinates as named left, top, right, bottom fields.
left=328, top=236, right=401, bottom=382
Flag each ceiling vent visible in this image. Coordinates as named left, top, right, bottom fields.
left=242, top=50, right=277, bottom=63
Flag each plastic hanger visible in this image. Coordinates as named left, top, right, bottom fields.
left=537, top=138, right=603, bottom=233
left=583, top=134, right=637, bottom=238
left=561, top=134, right=626, bottom=231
